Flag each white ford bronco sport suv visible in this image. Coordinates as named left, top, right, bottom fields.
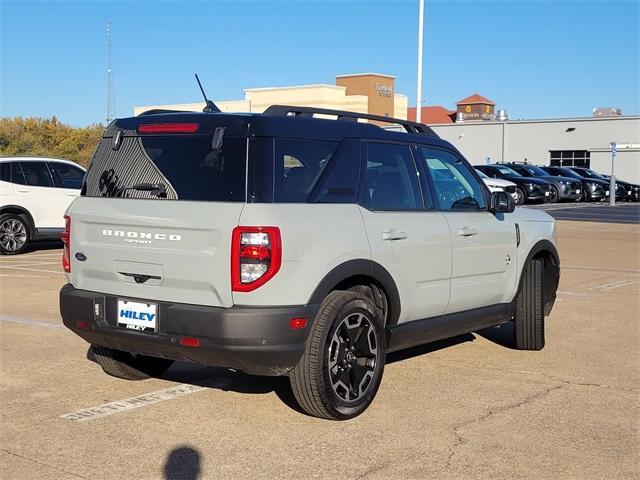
left=60, top=106, right=559, bottom=420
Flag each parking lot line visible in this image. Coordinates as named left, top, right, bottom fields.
left=588, top=279, right=640, bottom=291
left=60, top=384, right=208, bottom=422
left=556, top=291, right=587, bottom=297
left=0, top=266, right=64, bottom=275
left=0, top=314, right=64, bottom=330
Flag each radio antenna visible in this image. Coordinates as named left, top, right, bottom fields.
left=194, top=74, right=221, bottom=113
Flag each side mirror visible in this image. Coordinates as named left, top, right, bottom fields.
left=490, top=191, right=515, bottom=213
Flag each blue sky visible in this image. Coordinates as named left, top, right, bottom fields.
left=1, top=0, right=638, bottom=126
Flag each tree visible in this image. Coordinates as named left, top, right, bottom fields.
left=0, top=117, right=103, bottom=167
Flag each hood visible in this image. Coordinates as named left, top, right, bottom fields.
left=516, top=206, right=555, bottom=222
left=482, top=177, right=516, bottom=188
left=508, top=176, right=550, bottom=185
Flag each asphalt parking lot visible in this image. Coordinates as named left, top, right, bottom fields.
left=1, top=214, right=639, bottom=479
left=530, top=202, right=640, bottom=224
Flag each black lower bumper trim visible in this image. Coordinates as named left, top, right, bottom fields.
left=60, top=284, right=318, bottom=376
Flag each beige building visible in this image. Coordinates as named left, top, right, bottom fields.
left=134, top=73, right=408, bottom=120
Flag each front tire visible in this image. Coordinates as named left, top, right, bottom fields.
left=513, top=258, right=545, bottom=350
left=91, top=345, right=174, bottom=380
left=290, top=291, right=386, bottom=420
left=0, top=213, right=30, bottom=255
left=514, top=187, right=526, bottom=205
left=549, top=185, right=559, bottom=203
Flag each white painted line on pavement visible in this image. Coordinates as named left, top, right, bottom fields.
left=0, top=266, right=64, bottom=275
left=0, top=261, right=60, bottom=267
left=0, top=314, right=64, bottom=330
left=557, top=291, right=587, bottom=297
left=588, top=279, right=640, bottom=291
left=61, top=384, right=207, bottom=422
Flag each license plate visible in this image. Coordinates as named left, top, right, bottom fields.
left=605, top=190, right=609, bottom=195
left=576, top=189, right=581, bottom=194
left=545, top=191, right=550, bottom=196
left=628, top=190, right=632, bottom=195
left=117, top=299, right=157, bottom=331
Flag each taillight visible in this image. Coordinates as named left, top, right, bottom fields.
left=137, top=123, right=199, bottom=134
left=231, top=226, right=281, bottom=292
left=61, top=215, right=71, bottom=273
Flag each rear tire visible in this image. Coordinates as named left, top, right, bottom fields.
left=0, top=213, right=30, bottom=255
left=91, top=345, right=174, bottom=380
left=290, top=291, right=386, bottom=420
left=513, top=258, right=545, bottom=350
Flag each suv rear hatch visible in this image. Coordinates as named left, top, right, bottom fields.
left=67, top=114, right=249, bottom=307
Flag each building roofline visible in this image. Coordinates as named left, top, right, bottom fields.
left=244, top=83, right=344, bottom=92
left=335, top=73, right=396, bottom=79
left=428, top=115, right=640, bottom=126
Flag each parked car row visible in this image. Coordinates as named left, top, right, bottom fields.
left=474, top=162, right=640, bottom=205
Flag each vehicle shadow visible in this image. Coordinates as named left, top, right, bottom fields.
left=163, top=445, right=201, bottom=480
left=474, top=321, right=517, bottom=349
left=23, top=240, right=62, bottom=254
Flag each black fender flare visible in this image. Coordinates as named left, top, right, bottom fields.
left=518, top=239, right=560, bottom=315
left=308, top=259, right=402, bottom=326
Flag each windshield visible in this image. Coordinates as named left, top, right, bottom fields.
left=496, top=165, right=521, bottom=176
left=475, top=169, right=488, bottom=178
left=555, top=168, right=583, bottom=179
left=573, top=168, right=605, bottom=180
left=523, top=165, right=548, bottom=176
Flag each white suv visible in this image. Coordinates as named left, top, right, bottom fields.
left=60, top=107, right=560, bottom=420
left=0, top=157, right=85, bottom=255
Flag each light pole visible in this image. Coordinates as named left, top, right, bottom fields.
left=416, top=0, right=425, bottom=123
left=609, top=142, right=616, bottom=206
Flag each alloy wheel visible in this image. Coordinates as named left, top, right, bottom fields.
left=327, top=312, right=378, bottom=402
left=0, top=218, right=27, bottom=253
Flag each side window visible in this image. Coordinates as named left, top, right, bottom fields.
left=275, top=139, right=337, bottom=202
left=10, top=162, right=27, bottom=185
left=48, top=162, right=85, bottom=189
left=311, top=138, right=361, bottom=204
left=361, top=143, right=422, bottom=211
left=18, top=161, right=54, bottom=188
left=0, top=162, right=9, bottom=182
left=419, top=148, right=486, bottom=210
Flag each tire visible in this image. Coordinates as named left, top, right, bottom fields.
left=290, top=291, right=386, bottom=420
left=513, top=258, right=545, bottom=350
left=581, top=186, right=591, bottom=202
left=549, top=185, right=559, bottom=203
left=0, top=213, right=30, bottom=255
left=514, top=187, right=526, bottom=205
left=91, top=345, right=174, bottom=380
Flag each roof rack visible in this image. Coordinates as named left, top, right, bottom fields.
left=263, top=105, right=438, bottom=137
left=138, top=109, right=190, bottom=116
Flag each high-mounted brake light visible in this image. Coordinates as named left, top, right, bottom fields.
left=137, top=123, right=199, bottom=134
left=231, top=226, right=282, bottom=292
left=61, top=215, right=71, bottom=273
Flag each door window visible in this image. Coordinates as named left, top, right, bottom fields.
left=419, top=148, right=486, bottom=210
left=18, top=161, right=54, bottom=188
left=48, top=162, right=85, bottom=189
left=360, top=143, right=422, bottom=211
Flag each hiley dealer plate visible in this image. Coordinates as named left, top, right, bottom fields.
left=117, top=299, right=158, bottom=331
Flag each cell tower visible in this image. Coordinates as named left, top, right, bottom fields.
left=106, top=21, right=116, bottom=123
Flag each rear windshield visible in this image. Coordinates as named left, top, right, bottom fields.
left=83, top=134, right=247, bottom=201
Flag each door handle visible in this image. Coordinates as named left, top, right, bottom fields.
left=15, top=188, right=29, bottom=193
left=457, top=226, right=478, bottom=237
left=381, top=229, right=408, bottom=241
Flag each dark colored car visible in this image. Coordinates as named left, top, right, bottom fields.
left=505, top=163, right=582, bottom=203
left=541, top=166, right=610, bottom=202
left=598, top=174, right=640, bottom=202
left=475, top=164, right=552, bottom=205
left=568, top=167, right=634, bottom=202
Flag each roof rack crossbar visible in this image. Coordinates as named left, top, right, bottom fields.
left=263, top=105, right=438, bottom=137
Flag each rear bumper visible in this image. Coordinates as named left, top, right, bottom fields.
left=60, top=284, right=318, bottom=376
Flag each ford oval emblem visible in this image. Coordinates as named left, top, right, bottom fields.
left=75, top=252, right=87, bottom=262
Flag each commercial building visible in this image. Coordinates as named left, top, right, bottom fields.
left=134, top=73, right=408, bottom=120
left=135, top=76, right=639, bottom=183
left=410, top=95, right=640, bottom=183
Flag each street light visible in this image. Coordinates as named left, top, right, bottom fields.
left=416, top=0, right=425, bottom=123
